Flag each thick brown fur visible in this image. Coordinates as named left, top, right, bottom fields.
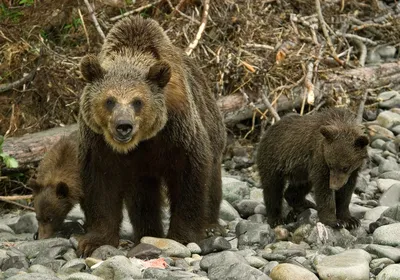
left=28, top=131, right=82, bottom=239
left=256, top=108, right=369, bottom=229
left=77, top=16, right=226, bottom=256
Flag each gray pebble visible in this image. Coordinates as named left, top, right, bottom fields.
left=90, top=245, right=125, bottom=260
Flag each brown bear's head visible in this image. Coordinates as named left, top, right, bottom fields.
left=320, top=125, right=369, bottom=190
left=29, top=179, right=74, bottom=239
left=79, top=54, right=171, bottom=154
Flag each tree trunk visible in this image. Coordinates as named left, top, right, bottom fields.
left=2, top=61, right=400, bottom=167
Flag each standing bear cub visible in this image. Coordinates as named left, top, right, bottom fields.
left=28, top=131, right=82, bottom=239
left=78, top=16, right=226, bottom=256
left=256, top=108, right=369, bottom=229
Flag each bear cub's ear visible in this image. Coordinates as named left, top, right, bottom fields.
left=80, top=55, right=104, bottom=82
left=320, top=125, right=339, bottom=142
left=147, top=61, right=171, bottom=88
left=354, top=135, right=369, bottom=149
left=56, top=182, right=69, bottom=199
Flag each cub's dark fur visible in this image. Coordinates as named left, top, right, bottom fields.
left=256, top=108, right=369, bottom=229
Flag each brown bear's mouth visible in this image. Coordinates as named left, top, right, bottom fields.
left=113, top=135, right=133, bottom=143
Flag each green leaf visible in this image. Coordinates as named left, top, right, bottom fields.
left=4, top=156, right=18, bottom=168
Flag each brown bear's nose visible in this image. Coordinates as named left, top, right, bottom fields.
left=116, top=120, right=133, bottom=138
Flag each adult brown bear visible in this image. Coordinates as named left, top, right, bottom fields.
left=77, top=16, right=226, bottom=256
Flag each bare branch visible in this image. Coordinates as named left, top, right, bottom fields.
left=83, top=0, right=106, bottom=41
left=315, top=0, right=344, bottom=66
left=261, top=87, right=281, bottom=121
left=109, top=0, right=162, bottom=22
left=185, top=0, right=210, bottom=56
left=356, top=91, right=369, bottom=124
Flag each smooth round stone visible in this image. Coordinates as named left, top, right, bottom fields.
left=381, top=205, right=400, bottom=221
left=379, top=171, right=400, bottom=180
left=254, top=204, right=267, bottom=215
left=127, top=243, right=162, bottom=260
left=250, top=188, right=264, bottom=203
left=222, top=177, right=250, bottom=204
left=65, top=272, right=104, bottom=280
left=219, top=200, right=241, bottom=221
left=9, top=212, right=38, bottom=234
left=314, top=249, right=371, bottom=280
left=91, top=245, right=125, bottom=260
left=7, top=273, right=61, bottom=280
left=373, top=223, right=400, bottom=246
left=60, top=258, right=87, bottom=274
left=187, top=242, right=202, bottom=254
left=370, top=257, right=395, bottom=270
left=377, top=111, right=400, bottom=129
left=270, top=263, right=318, bottom=280
left=371, top=139, right=386, bottom=150
left=377, top=179, right=400, bottom=192
left=0, top=224, right=15, bottom=234
left=245, top=255, right=268, bottom=268
left=364, top=206, right=389, bottom=221
left=234, top=199, right=260, bottom=218
left=92, top=256, right=142, bottom=279
left=28, top=264, right=56, bottom=275
left=366, top=244, right=400, bottom=262
left=140, top=236, right=191, bottom=258
left=376, top=264, right=400, bottom=280
left=379, top=158, right=400, bottom=173
left=378, top=91, right=400, bottom=109
left=198, top=236, right=232, bottom=255
left=379, top=184, right=400, bottom=207
left=376, top=46, right=397, bottom=58
left=367, top=124, right=395, bottom=141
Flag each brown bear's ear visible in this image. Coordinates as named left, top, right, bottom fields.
left=354, top=135, right=369, bottom=149
left=56, top=182, right=69, bottom=199
left=80, top=54, right=104, bottom=82
left=147, top=61, right=171, bottom=88
left=320, top=125, right=339, bottom=142
left=28, top=179, right=42, bottom=195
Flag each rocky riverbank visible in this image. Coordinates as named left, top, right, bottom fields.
left=0, top=91, right=399, bottom=280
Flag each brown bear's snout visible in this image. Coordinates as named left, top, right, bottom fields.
left=114, top=119, right=135, bottom=142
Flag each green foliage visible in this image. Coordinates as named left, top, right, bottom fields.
left=19, top=0, right=34, bottom=6
left=63, top=18, right=82, bottom=32
left=0, top=135, right=18, bottom=170
left=0, top=4, right=23, bottom=23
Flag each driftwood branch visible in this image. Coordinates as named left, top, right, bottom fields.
left=185, top=0, right=210, bottom=56
left=83, top=0, right=106, bottom=41
left=0, top=195, right=34, bottom=211
left=109, top=0, right=162, bottom=22
left=2, top=62, right=400, bottom=167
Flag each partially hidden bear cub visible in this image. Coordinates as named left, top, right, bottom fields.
left=256, top=108, right=369, bottom=229
left=77, top=16, right=226, bottom=256
left=28, top=130, right=83, bottom=239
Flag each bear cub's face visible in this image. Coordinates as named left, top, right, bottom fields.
left=80, top=55, right=172, bottom=154
left=29, top=179, right=72, bottom=239
left=320, top=125, right=369, bottom=190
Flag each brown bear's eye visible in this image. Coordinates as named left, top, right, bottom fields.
left=105, top=98, right=116, bottom=110
left=341, top=167, right=350, bottom=173
left=131, top=99, right=143, bottom=111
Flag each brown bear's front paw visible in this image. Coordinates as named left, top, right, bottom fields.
left=338, top=215, right=361, bottom=230
left=77, top=232, right=119, bottom=258
left=205, top=223, right=227, bottom=238
left=267, top=217, right=285, bottom=228
left=319, top=219, right=344, bottom=229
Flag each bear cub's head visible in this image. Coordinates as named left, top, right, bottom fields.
left=320, top=125, right=369, bottom=191
left=28, top=179, right=74, bottom=239
left=80, top=54, right=172, bottom=154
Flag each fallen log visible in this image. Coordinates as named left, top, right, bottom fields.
left=2, top=61, right=400, bottom=167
